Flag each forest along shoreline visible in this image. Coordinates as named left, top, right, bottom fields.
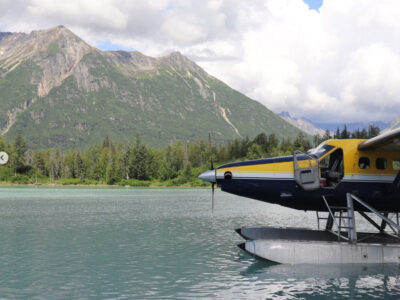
left=0, top=183, right=210, bottom=188
left=0, top=125, right=380, bottom=187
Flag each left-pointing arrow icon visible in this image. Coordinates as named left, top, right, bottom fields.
left=0, top=151, right=9, bottom=165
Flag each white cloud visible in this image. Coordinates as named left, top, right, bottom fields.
left=0, top=0, right=400, bottom=123
left=27, top=0, right=127, bottom=30
left=161, top=12, right=207, bottom=44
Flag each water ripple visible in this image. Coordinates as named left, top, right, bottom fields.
left=0, top=187, right=399, bottom=299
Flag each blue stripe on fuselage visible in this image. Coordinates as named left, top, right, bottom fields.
left=216, top=144, right=335, bottom=169
left=217, top=155, right=303, bottom=169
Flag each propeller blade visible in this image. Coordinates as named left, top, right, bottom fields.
left=212, top=182, right=215, bottom=214
left=208, top=132, right=213, bottom=170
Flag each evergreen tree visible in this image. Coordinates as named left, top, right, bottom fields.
left=340, top=125, right=350, bottom=139
left=293, top=133, right=311, bottom=152
left=323, top=129, right=331, bottom=141
left=267, top=134, right=279, bottom=154
left=253, top=133, right=268, bottom=148
left=0, top=137, right=5, bottom=150
left=313, top=134, right=323, bottom=147
left=49, top=148, right=62, bottom=180
left=360, top=128, right=368, bottom=138
left=105, top=158, right=118, bottom=184
left=334, top=128, right=340, bottom=139
left=280, top=138, right=293, bottom=154
left=63, top=150, right=76, bottom=178
left=10, top=133, right=26, bottom=173
left=239, top=136, right=250, bottom=157
left=129, top=136, right=151, bottom=180
left=119, top=145, right=130, bottom=180
left=367, top=124, right=380, bottom=138
left=33, top=151, right=47, bottom=175
left=246, top=143, right=264, bottom=160
left=352, top=128, right=361, bottom=138
left=103, top=136, right=111, bottom=149
left=75, top=152, right=84, bottom=181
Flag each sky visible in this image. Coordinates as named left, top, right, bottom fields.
left=0, top=0, right=399, bottom=124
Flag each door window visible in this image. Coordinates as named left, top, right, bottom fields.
left=320, top=148, right=344, bottom=187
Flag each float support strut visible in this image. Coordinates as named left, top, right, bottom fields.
left=346, top=193, right=357, bottom=243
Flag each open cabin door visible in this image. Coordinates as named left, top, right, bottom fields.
left=293, top=150, right=320, bottom=190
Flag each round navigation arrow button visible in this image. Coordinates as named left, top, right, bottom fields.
left=0, top=151, right=9, bottom=165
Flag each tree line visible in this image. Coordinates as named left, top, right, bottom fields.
left=312, top=124, right=381, bottom=146
left=0, top=125, right=380, bottom=186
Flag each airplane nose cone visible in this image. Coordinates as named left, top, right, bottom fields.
left=198, top=169, right=216, bottom=183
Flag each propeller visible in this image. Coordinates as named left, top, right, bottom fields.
left=209, top=132, right=215, bottom=214
left=209, top=132, right=214, bottom=170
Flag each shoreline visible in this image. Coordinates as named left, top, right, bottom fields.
left=0, top=182, right=210, bottom=188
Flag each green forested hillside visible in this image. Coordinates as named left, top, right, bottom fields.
left=0, top=26, right=305, bottom=150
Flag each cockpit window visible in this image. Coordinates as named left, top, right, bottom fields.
left=307, top=144, right=335, bottom=159
left=359, top=157, right=370, bottom=169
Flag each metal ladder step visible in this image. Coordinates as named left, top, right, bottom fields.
left=338, top=226, right=353, bottom=229
left=338, top=216, right=352, bottom=219
left=322, top=194, right=358, bottom=243
left=330, top=206, right=351, bottom=210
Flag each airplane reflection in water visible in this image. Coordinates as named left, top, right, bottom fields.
left=239, top=260, right=400, bottom=298
left=199, top=128, right=400, bottom=264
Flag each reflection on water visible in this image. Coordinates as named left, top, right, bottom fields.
left=0, top=187, right=398, bottom=299
left=239, top=262, right=400, bottom=299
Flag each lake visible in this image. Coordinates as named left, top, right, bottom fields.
left=0, top=187, right=399, bottom=299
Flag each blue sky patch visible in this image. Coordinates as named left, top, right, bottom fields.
left=303, top=0, right=323, bottom=11
left=97, top=40, right=135, bottom=52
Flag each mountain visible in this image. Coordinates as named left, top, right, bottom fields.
left=313, top=121, right=390, bottom=133
left=278, top=111, right=326, bottom=136
left=0, top=26, right=304, bottom=149
left=279, top=111, right=392, bottom=135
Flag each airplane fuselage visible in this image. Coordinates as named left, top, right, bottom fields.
left=211, top=139, right=400, bottom=212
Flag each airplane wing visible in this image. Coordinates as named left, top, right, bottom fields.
left=358, top=127, right=400, bottom=151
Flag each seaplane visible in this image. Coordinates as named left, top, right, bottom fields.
left=199, top=128, right=400, bottom=264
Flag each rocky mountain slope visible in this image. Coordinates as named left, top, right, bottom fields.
left=0, top=26, right=304, bottom=149
left=278, top=111, right=326, bottom=136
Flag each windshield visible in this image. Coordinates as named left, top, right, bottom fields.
left=307, top=143, right=335, bottom=159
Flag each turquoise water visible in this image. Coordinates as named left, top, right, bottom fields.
left=0, top=187, right=399, bottom=299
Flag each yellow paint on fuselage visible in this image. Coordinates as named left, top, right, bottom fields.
left=217, top=139, right=399, bottom=177
left=324, top=139, right=399, bottom=176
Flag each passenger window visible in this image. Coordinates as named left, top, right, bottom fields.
left=393, top=159, right=400, bottom=170
left=359, top=157, right=370, bottom=169
left=376, top=158, right=387, bottom=170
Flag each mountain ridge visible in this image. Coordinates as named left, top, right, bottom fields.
left=0, top=26, right=305, bottom=149
left=278, top=111, right=326, bottom=136
left=279, top=111, right=392, bottom=135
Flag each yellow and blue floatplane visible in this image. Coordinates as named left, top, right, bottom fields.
left=199, top=128, right=400, bottom=264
